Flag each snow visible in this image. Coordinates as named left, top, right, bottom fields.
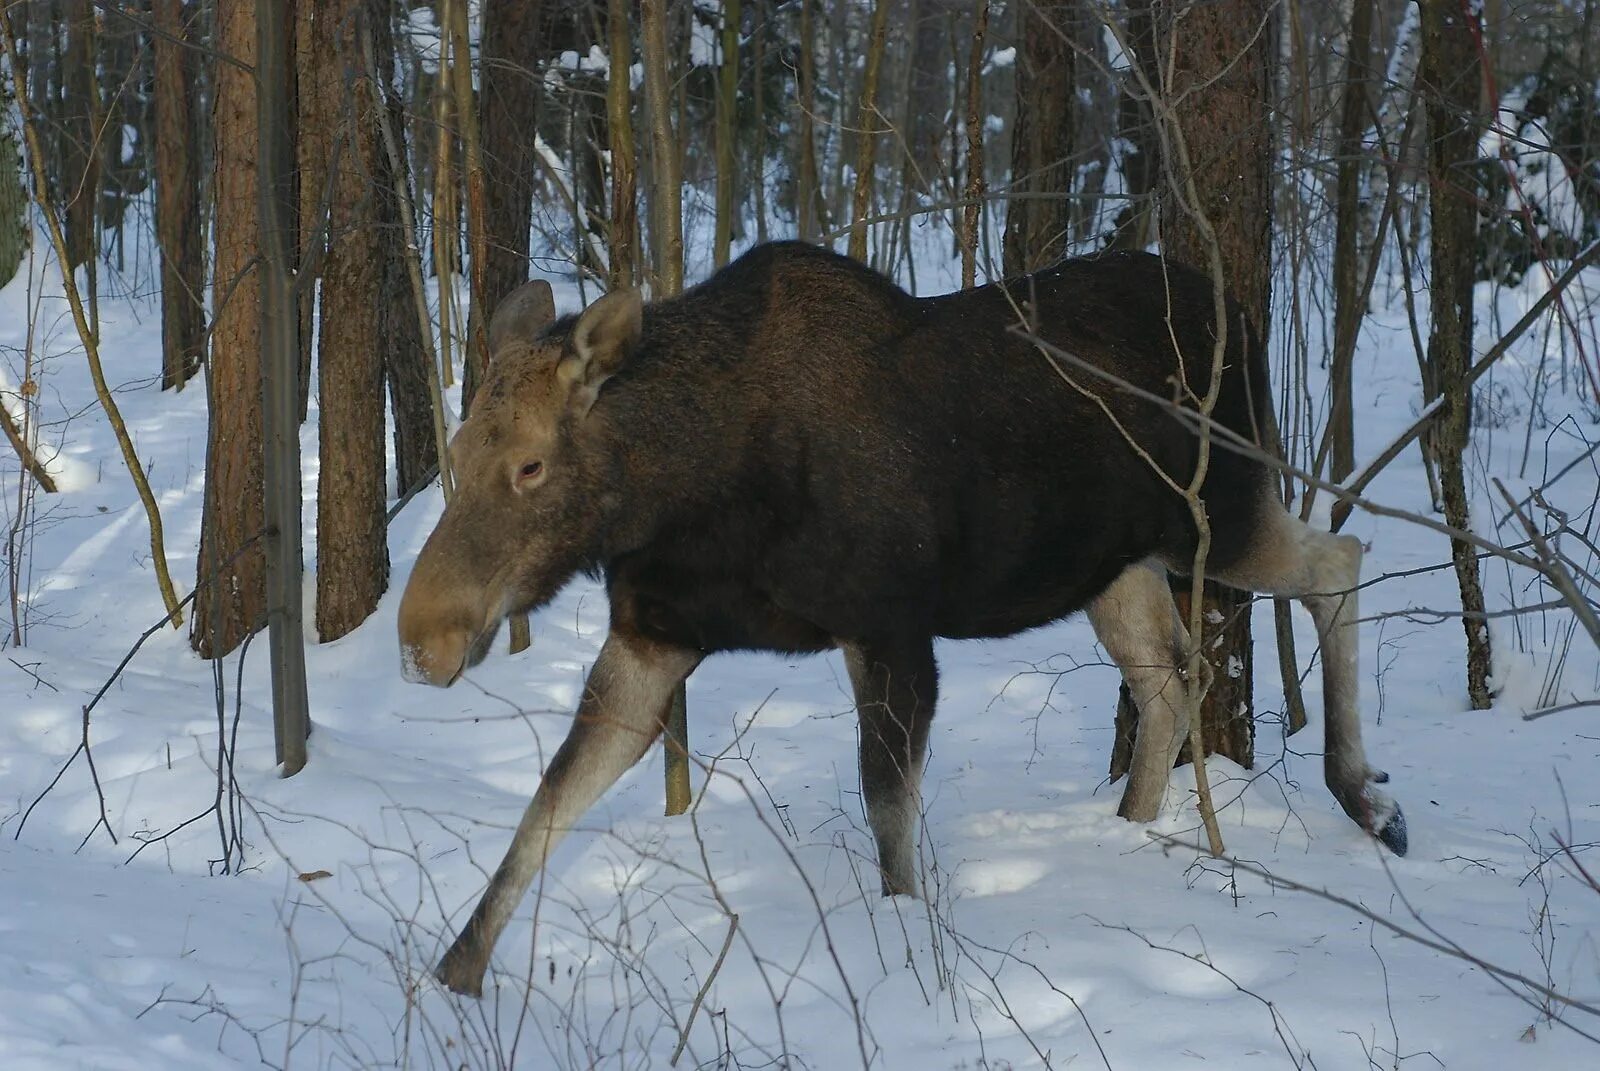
left=3, top=223, right=1600, bottom=1069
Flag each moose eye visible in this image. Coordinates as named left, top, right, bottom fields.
left=517, top=461, right=544, bottom=482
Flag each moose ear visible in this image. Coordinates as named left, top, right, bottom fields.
left=557, top=289, right=643, bottom=415
left=487, top=279, right=556, bottom=359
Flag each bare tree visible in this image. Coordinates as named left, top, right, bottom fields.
left=1114, top=0, right=1274, bottom=777
left=308, top=0, right=390, bottom=642
left=60, top=0, right=95, bottom=271
left=1330, top=0, right=1376, bottom=484
left=714, top=0, right=741, bottom=267
left=477, top=0, right=547, bottom=401
left=1421, top=0, right=1493, bottom=709
left=194, top=0, right=269, bottom=658
left=795, top=0, right=828, bottom=241
left=153, top=0, right=205, bottom=391
left=640, top=0, right=691, bottom=815
left=1158, top=0, right=1273, bottom=768
left=1106, top=2, right=1159, bottom=253
left=847, top=0, right=890, bottom=263
left=642, top=0, right=682, bottom=294
left=607, top=0, right=638, bottom=289
left=373, top=6, right=437, bottom=498
left=1, top=56, right=24, bottom=289
left=962, top=0, right=989, bottom=290
left=1004, top=0, right=1077, bottom=275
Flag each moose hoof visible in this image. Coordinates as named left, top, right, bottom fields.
left=1335, top=773, right=1407, bottom=858
left=434, top=942, right=487, bottom=998
left=1372, top=801, right=1408, bottom=857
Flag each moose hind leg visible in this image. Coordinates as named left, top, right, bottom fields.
left=1089, top=561, right=1193, bottom=823
left=843, top=636, right=937, bottom=897
left=1210, top=507, right=1406, bottom=855
left=435, top=631, right=701, bottom=996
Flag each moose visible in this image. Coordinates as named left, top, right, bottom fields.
left=399, top=241, right=1406, bottom=997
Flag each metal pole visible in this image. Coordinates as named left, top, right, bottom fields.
left=256, top=0, right=310, bottom=774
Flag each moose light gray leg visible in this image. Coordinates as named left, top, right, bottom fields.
left=842, top=636, right=937, bottom=897
left=1210, top=506, right=1406, bottom=855
left=1088, top=561, right=1193, bottom=823
left=435, top=631, right=701, bottom=996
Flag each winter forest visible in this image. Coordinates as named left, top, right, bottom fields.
left=2, top=0, right=1600, bottom=1067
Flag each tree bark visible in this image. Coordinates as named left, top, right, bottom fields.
left=1330, top=0, right=1375, bottom=485
left=961, top=0, right=988, bottom=290
left=1003, top=0, right=1077, bottom=275
left=1106, top=2, right=1158, bottom=252
left=795, top=0, right=828, bottom=240
left=371, top=0, right=436, bottom=496
left=1115, top=0, right=1272, bottom=779
left=153, top=0, right=205, bottom=391
left=194, top=0, right=268, bottom=658
left=61, top=0, right=96, bottom=271
left=846, top=0, right=890, bottom=263
left=468, top=0, right=546, bottom=410
left=1421, top=0, right=1493, bottom=709
left=1, top=58, right=26, bottom=289
left=713, top=0, right=740, bottom=267
left=640, top=0, right=689, bottom=815
left=607, top=0, right=638, bottom=288
left=1161, top=0, right=1272, bottom=770
left=641, top=0, right=681, bottom=293
left=310, top=0, right=389, bottom=642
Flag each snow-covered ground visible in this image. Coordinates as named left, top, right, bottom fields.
left=3, top=229, right=1599, bottom=1070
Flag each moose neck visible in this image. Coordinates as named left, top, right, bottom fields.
left=585, top=292, right=751, bottom=565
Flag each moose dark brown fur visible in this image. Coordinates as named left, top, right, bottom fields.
left=399, top=241, right=1406, bottom=996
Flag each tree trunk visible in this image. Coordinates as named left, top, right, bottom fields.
left=1106, top=2, right=1158, bottom=252
left=607, top=0, right=638, bottom=288
left=296, top=0, right=333, bottom=408
left=1, top=62, right=26, bottom=289
left=961, top=0, right=989, bottom=290
left=153, top=0, right=205, bottom=391
left=907, top=0, right=953, bottom=187
left=469, top=0, right=546, bottom=411
left=713, top=0, right=740, bottom=267
left=1421, top=0, right=1493, bottom=709
left=1330, top=0, right=1375, bottom=485
left=1163, top=0, right=1272, bottom=769
left=641, top=0, right=681, bottom=294
left=61, top=0, right=95, bottom=271
left=846, top=0, right=890, bottom=263
left=372, top=1, right=437, bottom=496
left=751, top=1, right=767, bottom=244
left=309, top=0, right=389, bottom=642
left=795, top=0, right=828, bottom=240
left=640, top=0, right=689, bottom=815
left=1115, top=0, right=1272, bottom=779
left=194, top=0, right=268, bottom=658
left=1003, top=1, right=1077, bottom=276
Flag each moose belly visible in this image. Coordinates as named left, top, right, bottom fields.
left=608, top=560, right=836, bottom=655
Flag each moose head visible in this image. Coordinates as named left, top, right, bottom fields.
left=397, top=281, right=643, bottom=686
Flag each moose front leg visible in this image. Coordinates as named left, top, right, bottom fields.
left=435, top=631, right=701, bottom=996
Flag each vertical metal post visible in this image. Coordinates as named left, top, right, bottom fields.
left=257, top=0, right=310, bottom=774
